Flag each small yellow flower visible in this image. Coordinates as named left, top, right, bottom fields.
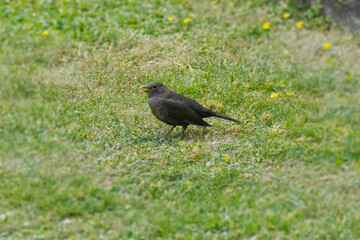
left=323, top=43, right=331, bottom=50
left=211, top=0, right=217, bottom=5
left=183, top=18, right=191, bottom=24
left=223, top=156, right=228, bottom=161
left=262, top=22, right=270, bottom=30
left=270, top=93, right=279, bottom=99
left=42, top=31, right=49, bottom=36
left=167, top=16, right=175, bottom=21
left=228, top=3, right=234, bottom=8
left=286, top=92, right=294, bottom=96
left=283, top=13, right=290, bottom=19
left=296, top=21, right=304, bottom=28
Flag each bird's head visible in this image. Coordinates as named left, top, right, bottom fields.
left=140, top=81, right=166, bottom=96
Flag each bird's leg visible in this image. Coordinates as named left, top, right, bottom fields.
left=179, top=125, right=188, bottom=137
left=164, top=126, right=176, bottom=138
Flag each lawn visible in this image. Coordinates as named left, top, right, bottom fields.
left=1, top=0, right=360, bottom=239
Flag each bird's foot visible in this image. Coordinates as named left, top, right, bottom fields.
left=176, top=132, right=185, bottom=138
left=163, top=126, right=176, bottom=139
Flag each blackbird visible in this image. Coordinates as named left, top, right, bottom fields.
left=140, top=81, right=240, bottom=136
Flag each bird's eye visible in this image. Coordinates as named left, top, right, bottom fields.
left=153, top=86, right=157, bottom=89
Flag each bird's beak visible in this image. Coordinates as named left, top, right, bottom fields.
left=140, top=86, right=151, bottom=93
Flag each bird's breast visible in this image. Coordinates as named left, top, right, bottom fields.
left=148, top=97, right=167, bottom=119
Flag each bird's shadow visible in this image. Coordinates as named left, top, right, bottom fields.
left=133, top=126, right=216, bottom=145
left=129, top=121, right=242, bottom=148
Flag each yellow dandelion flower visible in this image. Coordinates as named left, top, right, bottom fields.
left=262, top=22, right=270, bottom=30
left=228, top=3, right=234, bottom=8
left=283, top=13, right=290, bottom=19
left=223, top=156, right=228, bottom=161
left=42, top=31, right=49, bottom=36
left=270, top=93, right=279, bottom=98
left=286, top=92, right=294, bottom=96
left=183, top=18, right=191, bottom=24
left=323, top=43, right=331, bottom=50
left=167, top=16, right=175, bottom=21
left=296, top=21, right=304, bottom=28
left=212, top=0, right=217, bottom=5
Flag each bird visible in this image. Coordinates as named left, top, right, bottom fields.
left=140, top=81, right=241, bottom=136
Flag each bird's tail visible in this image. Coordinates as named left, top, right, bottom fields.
left=211, top=111, right=241, bottom=123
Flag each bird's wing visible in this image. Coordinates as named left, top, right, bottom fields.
left=169, top=91, right=213, bottom=118
left=162, top=99, right=210, bottom=126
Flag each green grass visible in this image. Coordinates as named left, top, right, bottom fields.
left=1, top=0, right=360, bottom=239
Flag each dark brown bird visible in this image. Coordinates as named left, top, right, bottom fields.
left=140, top=81, right=240, bottom=136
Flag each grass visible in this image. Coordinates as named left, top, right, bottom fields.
left=1, top=0, right=360, bottom=239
